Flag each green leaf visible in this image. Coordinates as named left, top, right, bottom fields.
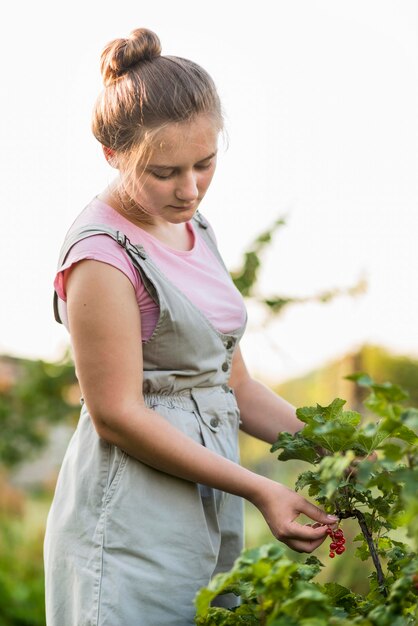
left=303, top=421, right=357, bottom=453
left=379, top=443, right=405, bottom=462
left=268, top=617, right=299, bottom=626
left=296, top=405, right=326, bottom=425
left=345, top=372, right=374, bottom=387
left=322, top=582, right=355, bottom=603
left=295, top=471, right=320, bottom=492
left=271, top=432, right=320, bottom=464
left=280, top=581, right=330, bottom=616
left=379, top=418, right=417, bottom=445
left=319, top=398, right=347, bottom=421
left=370, top=382, right=409, bottom=404
left=400, top=408, right=418, bottom=433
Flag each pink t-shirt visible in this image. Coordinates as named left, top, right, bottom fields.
left=54, top=198, right=246, bottom=341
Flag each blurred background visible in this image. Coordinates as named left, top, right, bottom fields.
left=0, top=0, right=417, bottom=623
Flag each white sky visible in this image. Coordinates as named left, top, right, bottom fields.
left=1, top=0, right=417, bottom=381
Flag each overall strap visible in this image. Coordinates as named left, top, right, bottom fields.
left=192, top=211, right=230, bottom=275
left=53, top=224, right=149, bottom=324
left=54, top=213, right=229, bottom=324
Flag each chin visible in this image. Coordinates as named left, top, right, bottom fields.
left=166, top=206, right=197, bottom=221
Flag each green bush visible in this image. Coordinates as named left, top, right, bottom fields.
left=0, top=515, right=46, bottom=626
left=195, top=376, right=418, bottom=625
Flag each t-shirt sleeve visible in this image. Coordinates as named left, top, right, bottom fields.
left=54, top=234, right=141, bottom=301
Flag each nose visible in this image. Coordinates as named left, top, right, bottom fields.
left=175, top=170, right=199, bottom=202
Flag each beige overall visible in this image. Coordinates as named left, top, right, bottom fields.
left=44, top=213, right=247, bottom=625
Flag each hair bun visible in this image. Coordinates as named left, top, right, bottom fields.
left=101, top=28, right=162, bottom=86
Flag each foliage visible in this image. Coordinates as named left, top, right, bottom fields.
left=352, top=346, right=418, bottom=408
left=230, top=216, right=366, bottom=315
left=0, top=354, right=79, bottom=468
left=195, top=376, right=418, bottom=625
left=273, top=345, right=418, bottom=421
left=0, top=515, right=46, bottom=626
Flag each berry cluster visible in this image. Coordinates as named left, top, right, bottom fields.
left=326, top=526, right=346, bottom=558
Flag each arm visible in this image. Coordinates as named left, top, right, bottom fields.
left=228, top=346, right=303, bottom=443
left=66, top=260, right=338, bottom=552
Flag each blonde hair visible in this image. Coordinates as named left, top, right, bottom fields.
left=92, top=28, right=223, bottom=161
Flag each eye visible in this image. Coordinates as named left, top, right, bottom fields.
left=195, top=159, right=213, bottom=171
left=151, top=169, right=175, bottom=180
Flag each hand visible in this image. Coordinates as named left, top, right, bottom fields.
left=251, top=478, right=339, bottom=553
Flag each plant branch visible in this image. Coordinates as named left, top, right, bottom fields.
left=355, top=511, right=387, bottom=595
left=336, top=508, right=387, bottom=596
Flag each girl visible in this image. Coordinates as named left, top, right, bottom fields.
left=44, top=27, right=338, bottom=626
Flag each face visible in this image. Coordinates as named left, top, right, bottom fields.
left=120, top=114, right=219, bottom=226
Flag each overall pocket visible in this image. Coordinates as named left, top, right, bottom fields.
left=102, top=443, right=129, bottom=506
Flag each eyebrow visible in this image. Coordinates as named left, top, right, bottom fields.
left=147, top=151, right=217, bottom=170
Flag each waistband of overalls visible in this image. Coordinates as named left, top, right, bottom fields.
left=144, top=385, right=234, bottom=411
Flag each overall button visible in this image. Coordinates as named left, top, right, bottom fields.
left=225, top=339, right=234, bottom=349
left=221, top=362, right=229, bottom=372
left=210, top=417, right=220, bottom=428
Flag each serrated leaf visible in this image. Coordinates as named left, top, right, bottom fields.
left=303, top=420, right=357, bottom=453
left=319, top=398, right=347, bottom=421
left=296, top=405, right=325, bottom=425
left=356, top=422, right=394, bottom=452
left=379, top=442, right=405, bottom=462
left=295, top=471, right=319, bottom=492
left=338, top=410, right=362, bottom=427
left=280, top=581, right=331, bottom=619
left=379, top=418, right=417, bottom=445
left=354, top=543, right=371, bottom=562
left=271, top=431, right=320, bottom=463
left=370, top=382, right=409, bottom=403
left=304, top=555, right=325, bottom=569
left=322, top=582, right=354, bottom=603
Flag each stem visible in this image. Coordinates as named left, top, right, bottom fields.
left=336, top=508, right=387, bottom=597
left=354, top=510, right=387, bottom=596
left=257, top=596, right=266, bottom=626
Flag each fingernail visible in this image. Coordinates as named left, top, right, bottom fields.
left=326, top=515, right=339, bottom=521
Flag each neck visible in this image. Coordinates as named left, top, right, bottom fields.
left=98, top=184, right=194, bottom=252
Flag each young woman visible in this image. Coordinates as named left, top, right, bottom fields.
left=44, top=27, right=338, bottom=625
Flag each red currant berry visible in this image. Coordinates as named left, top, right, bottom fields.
left=326, top=527, right=333, bottom=535
left=335, top=546, right=345, bottom=555
left=329, top=552, right=335, bottom=558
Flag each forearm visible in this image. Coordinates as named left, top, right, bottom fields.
left=234, top=377, right=304, bottom=444
left=95, top=402, right=268, bottom=503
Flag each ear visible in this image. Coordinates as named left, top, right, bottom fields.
left=102, top=145, right=117, bottom=167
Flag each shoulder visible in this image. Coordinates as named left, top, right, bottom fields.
left=55, top=232, right=141, bottom=302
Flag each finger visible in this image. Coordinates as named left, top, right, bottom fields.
left=297, top=500, right=339, bottom=527
left=285, top=533, right=327, bottom=554
left=283, top=520, right=330, bottom=541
